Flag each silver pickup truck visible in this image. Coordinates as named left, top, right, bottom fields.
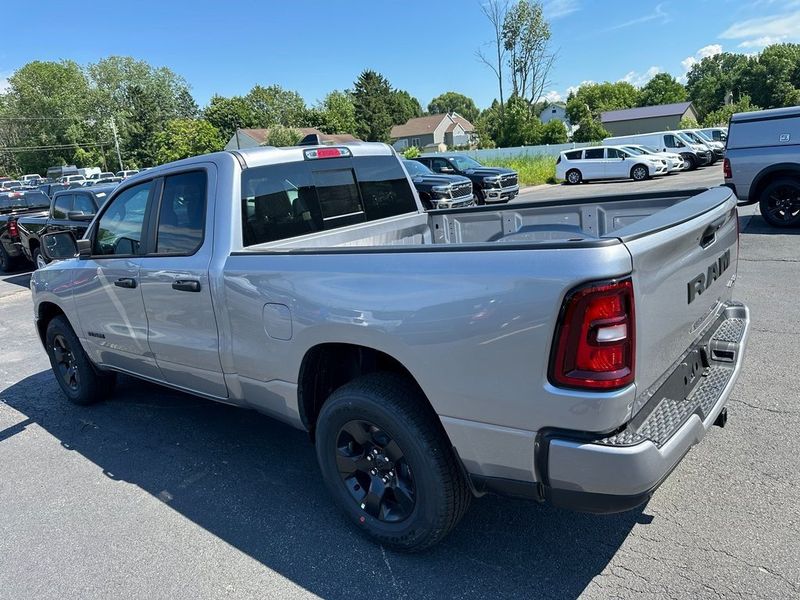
left=32, top=143, right=750, bottom=551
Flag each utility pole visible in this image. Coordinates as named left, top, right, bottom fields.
left=110, top=117, right=124, bottom=172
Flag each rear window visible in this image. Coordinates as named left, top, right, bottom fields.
left=241, top=155, right=417, bottom=246
left=564, top=150, right=582, bottom=160
left=584, top=148, right=605, bottom=159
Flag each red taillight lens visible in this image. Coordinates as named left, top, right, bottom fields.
left=723, top=158, right=731, bottom=178
left=550, top=279, right=635, bottom=390
left=8, top=219, right=18, bottom=238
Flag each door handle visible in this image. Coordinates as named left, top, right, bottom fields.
left=114, top=277, right=137, bottom=289
left=172, top=280, right=201, bottom=292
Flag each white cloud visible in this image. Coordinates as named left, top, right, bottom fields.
left=697, top=44, right=723, bottom=58
left=543, top=90, right=563, bottom=102
left=566, top=80, right=594, bottom=96
left=0, top=72, right=10, bottom=94
left=605, top=2, right=668, bottom=32
left=720, top=11, right=800, bottom=40
left=679, top=44, right=723, bottom=80
left=543, top=0, right=580, bottom=20
left=738, top=35, right=787, bottom=48
left=621, top=66, right=661, bottom=87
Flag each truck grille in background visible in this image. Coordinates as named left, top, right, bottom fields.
left=501, top=174, right=518, bottom=187
left=451, top=182, right=472, bottom=197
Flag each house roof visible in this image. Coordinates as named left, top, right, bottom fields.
left=390, top=113, right=474, bottom=139
left=600, top=102, right=694, bottom=123
left=238, top=127, right=322, bottom=143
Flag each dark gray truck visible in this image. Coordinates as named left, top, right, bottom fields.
left=33, top=143, right=749, bottom=551
left=0, top=190, right=50, bottom=272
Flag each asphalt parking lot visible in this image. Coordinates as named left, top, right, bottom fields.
left=1, top=165, right=799, bottom=599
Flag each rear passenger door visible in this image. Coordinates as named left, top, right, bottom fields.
left=605, top=148, right=628, bottom=179
left=138, top=166, right=227, bottom=399
left=582, top=147, right=606, bottom=179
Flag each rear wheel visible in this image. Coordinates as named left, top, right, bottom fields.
left=565, top=169, right=582, bottom=185
left=0, top=245, right=13, bottom=273
left=631, top=165, right=649, bottom=181
left=45, top=315, right=116, bottom=405
left=315, top=373, right=471, bottom=552
left=759, top=178, right=800, bottom=227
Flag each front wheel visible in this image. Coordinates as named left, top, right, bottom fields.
left=473, top=188, right=486, bottom=205
left=682, top=154, right=696, bottom=170
left=315, top=373, right=471, bottom=552
left=33, top=247, right=47, bottom=270
left=759, top=178, right=800, bottom=227
left=45, top=315, right=116, bottom=405
left=631, top=165, right=649, bottom=181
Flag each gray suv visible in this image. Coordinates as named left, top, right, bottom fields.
left=724, top=106, right=800, bottom=227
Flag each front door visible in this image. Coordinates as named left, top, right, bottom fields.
left=582, top=147, right=606, bottom=179
left=72, top=179, right=162, bottom=379
left=605, top=148, right=628, bottom=179
left=138, top=167, right=227, bottom=398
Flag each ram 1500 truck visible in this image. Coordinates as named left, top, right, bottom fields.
left=413, top=153, right=519, bottom=204
left=0, top=190, right=50, bottom=272
left=32, top=143, right=750, bottom=551
left=16, top=184, right=116, bottom=269
left=402, top=159, right=474, bottom=210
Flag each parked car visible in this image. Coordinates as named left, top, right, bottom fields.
left=37, top=183, right=70, bottom=198
left=402, top=159, right=473, bottom=210
left=57, top=174, right=86, bottom=185
left=33, top=143, right=749, bottom=551
left=0, top=190, right=50, bottom=272
left=17, top=185, right=116, bottom=269
left=556, top=146, right=668, bottom=184
left=116, top=169, right=139, bottom=178
left=46, top=165, right=78, bottom=180
left=681, top=129, right=724, bottom=162
left=87, top=171, right=115, bottom=181
left=603, top=132, right=711, bottom=170
left=1, top=180, right=23, bottom=190
left=20, top=174, right=42, bottom=184
left=77, top=167, right=101, bottom=180
left=724, top=106, right=800, bottom=227
left=699, top=127, right=728, bottom=143
left=619, top=145, right=684, bottom=172
left=412, top=154, right=518, bottom=204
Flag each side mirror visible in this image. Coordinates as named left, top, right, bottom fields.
left=67, top=210, right=95, bottom=222
left=620, top=155, right=626, bottom=160
left=41, top=231, right=79, bottom=261
left=439, top=167, right=455, bottom=174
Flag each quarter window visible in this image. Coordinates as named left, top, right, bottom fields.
left=565, top=150, right=582, bottom=160
left=94, top=181, right=152, bottom=256
left=53, top=194, right=72, bottom=219
left=155, top=171, right=207, bottom=255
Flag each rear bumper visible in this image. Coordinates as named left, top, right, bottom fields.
left=465, top=302, right=750, bottom=512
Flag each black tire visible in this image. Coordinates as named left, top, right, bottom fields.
left=45, top=315, right=116, bottom=405
left=33, top=247, right=47, bottom=270
left=474, top=188, right=486, bottom=205
left=631, top=164, right=649, bottom=181
left=759, top=178, right=800, bottom=228
left=682, top=154, right=696, bottom=170
left=315, top=373, right=471, bottom=552
left=0, top=244, right=13, bottom=273
left=565, top=169, right=582, bottom=185
left=418, top=194, right=434, bottom=211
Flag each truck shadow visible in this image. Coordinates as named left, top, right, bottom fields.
left=740, top=214, right=800, bottom=235
left=1, top=370, right=646, bottom=599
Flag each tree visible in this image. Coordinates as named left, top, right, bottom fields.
left=352, top=70, right=396, bottom=141
left=203, top=94, right=258, bottom=139
left=565, top=82, right=639, bottom=124
left=391, top=89, right=423, bottom=125
left=702, top=95, right=760, bottom=126
left=502, top=0, right=555, bottom=106
left=571, top=117, right=609, bottom=142
left=428, top=92, right=480, bottom=122
left=244, top=84, right=306, bottom=128
left=264, top=125, right=303, bottom=147
left=685, top=53, right=751, bottom=120
left=678, top=116, right=700, bottom=129
left=152, top=119, right=223, bottom=164
left=477, top=0, right=510, bottom=116
left=540, top=119, right=568, bottom=144
left=639, top=73, right=687, bottom=106
left=312, top=90, right=357, bottom=134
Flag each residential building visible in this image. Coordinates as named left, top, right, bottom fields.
left=600, top=101, right=700, bottom=136
left=390, top=113, right=475, bottom=152
left=540, top=102, right=569, bottom=126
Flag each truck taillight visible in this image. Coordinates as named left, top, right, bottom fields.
left=723, top=158, right=731, bottom=178
left=8, top=219, right=18, bottom=238
left=550, top=279, right=635, bottom=390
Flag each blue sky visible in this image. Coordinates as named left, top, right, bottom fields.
left=2, top=0, right=800, bottom=111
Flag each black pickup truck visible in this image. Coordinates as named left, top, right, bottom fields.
left=17, top=184, right=116, bottom=269
left=402, top=159, right=474, bottom=210
left=412, top=153, right=519, bottom=204
left=0, top=190, right=50, bottom=272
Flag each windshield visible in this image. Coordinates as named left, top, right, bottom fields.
left=403, top=160, right=431, bottom=176
left=694, top=130, right=714, bottom=142
left=641, top=146, right=660, bottom=153
left=624, top=146, right=645, bottom=155
left=681, top=131, right=704, bottom=144
left=449, top=155, right=483, bottom=170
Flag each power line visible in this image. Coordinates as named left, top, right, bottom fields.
left=0, top=116, right=91, bottom=121
left=0, top=141, right=112, bottom=152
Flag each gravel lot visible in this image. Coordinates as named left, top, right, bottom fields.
left=1, top=165, right=798, bottom=599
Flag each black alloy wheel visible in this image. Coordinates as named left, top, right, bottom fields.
left=335, top=419, right=416, bottom=522
left=52, top=333, right=81, bottom=392
left=760, top=178, right=800, bottom=227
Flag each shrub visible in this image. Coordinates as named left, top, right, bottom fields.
left=480, top=154, right=556, bottom=186
left=402, top=146, right=420, bottom=159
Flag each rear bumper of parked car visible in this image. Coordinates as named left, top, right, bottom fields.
left=485, top=184, right=519, bottom=202
left=461, top=302, right=750, bottom=513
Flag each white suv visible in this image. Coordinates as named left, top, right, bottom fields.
left=621, top=145, right=684, bottom=172
left=556, top=146, right=668, bottom=184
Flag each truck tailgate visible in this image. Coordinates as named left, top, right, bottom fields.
left=610, top=187, right=739, bottom=410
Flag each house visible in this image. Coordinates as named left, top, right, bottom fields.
left=540, top=102, right=570, bottom=127
left=224, top=127, right=324, bottom=150
left=390, top=113, right=475, bottom=152
left=600, top=101, right=699, bottom=136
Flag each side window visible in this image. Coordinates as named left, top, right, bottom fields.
left=73, top=193, right=96, bottom=215
left=584, top=148, right=605, bottom=159
left=312, top=169, right=365, bottom=226
left=155, top=171, right=207, bottom=255
left=53, top=194, right=72, bottom=219
left=93, top=181, right=152, bottom=256
left=355, top=156, right=418, bottom=220
left=664, top=135, right=681, bottom=148
left=607, top=148, right=624, bottom=159
left=431, top=158, right=450, bottom=172
left=564, top=150, right=582, bottom=160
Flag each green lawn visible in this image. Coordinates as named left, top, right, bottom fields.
left=480, top=154, right=558, bottom=186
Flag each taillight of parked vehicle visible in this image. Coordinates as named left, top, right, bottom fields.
left=550, top=279, right=635, bottom=390
left=8, top=219, right=18, bottom=239
left=723, top=158, right=732, bottom=179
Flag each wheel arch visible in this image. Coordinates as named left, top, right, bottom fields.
left=750, top=162, right=800, bottom=205
left=36, top=301, right=66, bottom=345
